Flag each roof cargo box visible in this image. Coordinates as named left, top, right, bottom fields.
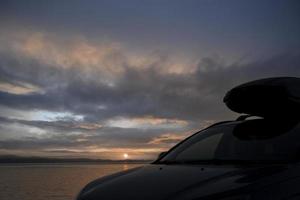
left=223, top=77, right=300, bottom=118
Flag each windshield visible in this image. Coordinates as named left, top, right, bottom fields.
left=158, top=119, right=300, bottom=164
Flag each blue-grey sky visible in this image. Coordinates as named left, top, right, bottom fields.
left=0, top=0, right=299, bottom=159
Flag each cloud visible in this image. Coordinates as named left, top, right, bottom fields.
left=0, top=81, right=43, bottom=95
left=0, top=30, right=300, bottom=159
left=105, top=116, right=188, bottom=129
left=148, top=132, right=193, bottom=145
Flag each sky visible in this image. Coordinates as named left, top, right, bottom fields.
left=0, top=0, right=299, bottom=160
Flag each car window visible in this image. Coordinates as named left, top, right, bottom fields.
left=159, top=119, right=300, bottom=163
left=175, top=133, right=223, bottom=161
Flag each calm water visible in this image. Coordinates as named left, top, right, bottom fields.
left=0, top=163, right=144, bottom=200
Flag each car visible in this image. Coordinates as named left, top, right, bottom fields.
left=76, top=77, right=300, bottom=200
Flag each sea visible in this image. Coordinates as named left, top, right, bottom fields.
left=0, top=163, right=144, bottom=200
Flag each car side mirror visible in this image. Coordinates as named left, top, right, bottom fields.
left=158, top=151, right=167, bottom=159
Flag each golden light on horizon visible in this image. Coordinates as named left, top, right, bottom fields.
left=123, top=153, right=129, bottom=159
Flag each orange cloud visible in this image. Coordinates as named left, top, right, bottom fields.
left=148, top=130, right=196, bottom=145
left=43, top=147, right=166, bottom=160
left=105, top=116, right=188, bottom=128
left=3, top=30, right=197, bottom=79
left=72, top=123, right=103, bottom=130
left=0, top=81, right=43, bottom=95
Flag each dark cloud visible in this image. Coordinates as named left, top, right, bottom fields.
left=1, top=49, right=300, bottom=158
left=0, top=115, right=190, bottom=155
left=1, top=0, right=299, bottom=58
left=1, top=52, right=300, bottom=122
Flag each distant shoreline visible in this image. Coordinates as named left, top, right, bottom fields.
left=0, top=155, right=152, bottom=164
left=0, top=161, right=151, bottom=165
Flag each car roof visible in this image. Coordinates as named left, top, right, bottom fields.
left=207, top=117, right=300, bottom=130
left=205, top=119, right=243, bottom=129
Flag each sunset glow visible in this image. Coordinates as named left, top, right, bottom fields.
left=123, top=153, right=129, bottom=159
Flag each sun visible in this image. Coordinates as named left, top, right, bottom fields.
left=123, top=153, right=129, bottom=159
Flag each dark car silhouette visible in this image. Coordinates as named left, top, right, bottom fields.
left=76, top=77, right=300, bottom=200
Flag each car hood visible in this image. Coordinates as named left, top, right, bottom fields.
left=77, top=164, right=290, bottom=200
